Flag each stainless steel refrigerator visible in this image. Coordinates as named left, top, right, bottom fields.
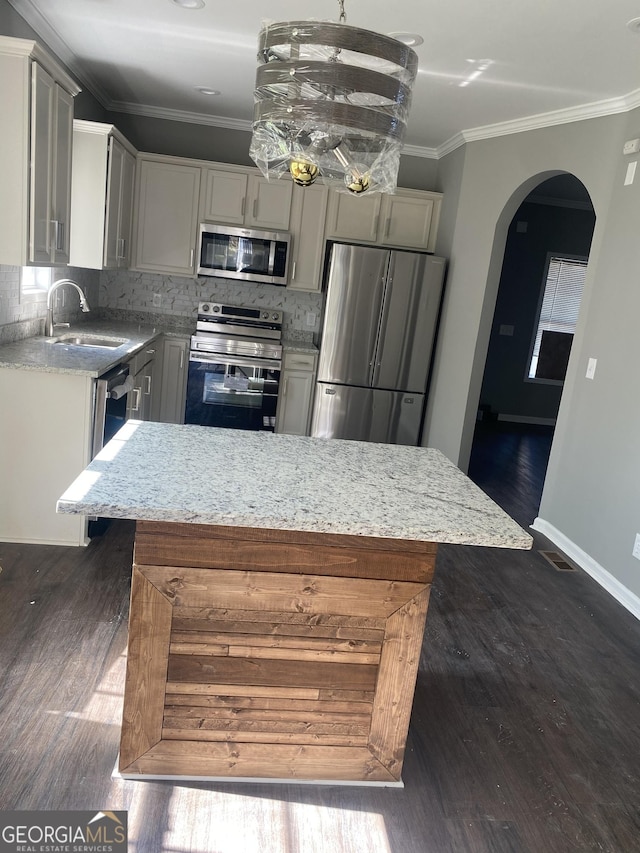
left=310, top=242, right=446, bottom=445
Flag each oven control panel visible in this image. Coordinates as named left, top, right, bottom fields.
left=199, top=302, right=283, bottom=325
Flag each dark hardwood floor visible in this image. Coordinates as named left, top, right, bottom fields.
left=468, top=420, right=555, bottom=528
left=1, top=427, right=639, bottom=852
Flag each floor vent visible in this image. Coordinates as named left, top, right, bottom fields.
left=539, top=550, right=577, bottom=572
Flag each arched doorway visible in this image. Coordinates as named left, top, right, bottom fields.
left=468, top=174, right=595, bottom=527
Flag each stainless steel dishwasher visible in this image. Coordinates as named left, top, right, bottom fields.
left=92, top=363, right=133, bottom=458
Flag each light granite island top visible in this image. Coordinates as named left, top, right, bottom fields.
left=57, top=421, right=531, bottom=786
left=58, top=420, right=531, bottom=548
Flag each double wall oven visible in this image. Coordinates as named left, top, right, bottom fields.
left=185, top=302, right=282, bottom=431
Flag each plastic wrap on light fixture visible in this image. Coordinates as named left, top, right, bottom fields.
left=249, top=20, right=418, bottom=195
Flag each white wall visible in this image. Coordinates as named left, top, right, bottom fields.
left=423, top=110, right=640, bottom=604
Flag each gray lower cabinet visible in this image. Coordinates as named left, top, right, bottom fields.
left=127, top=341, right=158, bottom=421
left=276, top=350, right=318, bottom=436
left=156, top=335, right=190, bottom=424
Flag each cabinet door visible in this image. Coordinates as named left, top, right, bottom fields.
left=245, top=175, right=292, bottom=230
left=127, top=353, right=156, bottom=422
left=276, top=352, right=318, bottom=436
left=288, top=183, right=328, bottom=292
left=324, top=190, right=382, bottom=243
left=158, top=337, right=189, bottom=424
left=276, top=369, right=316, bottom=436
left=104, top=137, right=125, bottom=268
left=105, top=141, right=136, bottom=269
left=140, top=358, right=156, bottom=421
left=134, top=159, right=200, bottom=275
left=380, top=193, right=437, bottom=251
left=50, top=84, right=73, bottom=264
left=29, top=62, right=54, bottom=264
left=118, top=149, right=136, bottom=267
left=202, top=169, right=247, bottom=224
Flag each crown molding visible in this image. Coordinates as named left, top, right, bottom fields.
left=458, top=90, right=638, bottom=146
left=436, top=132, right=467, bottom=159
left=107, top=101, right=253, bottom=132
left=400, top=143, right=439, bottom=160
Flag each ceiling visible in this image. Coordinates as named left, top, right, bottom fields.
left=8, top=0, right=640, bottom=158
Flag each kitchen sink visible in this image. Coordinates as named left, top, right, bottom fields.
left=50, top=334, right=127, bottom=348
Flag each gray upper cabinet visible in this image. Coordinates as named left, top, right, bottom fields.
left=69, top=121, right=137, bottom=270
left=202, top=167, right=292, bottom=231
left=325, top=187, right=442, bottom=252
left=132, top=156, right=201, bottom=276
left=0, top=37, right=80, bottom=267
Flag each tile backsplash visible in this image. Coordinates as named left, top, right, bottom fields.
left=99, top=270, right=324, bottom=340
left=0, top=265, right=323, bottom=344
left=0, top=265, right=100, bottom=344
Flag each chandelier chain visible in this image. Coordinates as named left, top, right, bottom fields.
left=337, top=0, right=346, bottom=24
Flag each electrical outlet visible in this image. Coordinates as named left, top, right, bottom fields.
left=306, top=311, right=317, bottom=327
left=586, top=357, right=597, bottom=380
left=152, top=293, right=162, bottom=308
left=633, top=533, right=640, bottom=561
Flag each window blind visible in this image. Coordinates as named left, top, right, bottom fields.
left=529, top=257, right=587, bottom=380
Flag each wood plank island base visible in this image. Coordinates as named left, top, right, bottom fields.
left=58, top=422, right=532, bottom=785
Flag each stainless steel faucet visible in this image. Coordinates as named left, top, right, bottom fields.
left=45, top=278, right=91, bottom=337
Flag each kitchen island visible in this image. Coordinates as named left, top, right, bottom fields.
left=58, top=421, right=532, bottom=785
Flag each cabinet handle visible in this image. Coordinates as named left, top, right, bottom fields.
left=241, top=196, right=246, bottom=217
left=282, top=378, right=288, bottom=397
left=384, top=217, right=391, bottom=238
left=131, top=388, right=141, bottom=412
left=253, top=198, right=258, bottom=220
left=51, top=220, right=64, bottom=251
left=144, top=375, right=152, bottom=395
left=179, top=349, right=184, bottom=370
left=292, top=260, right=297, bottom=280
left=190, top=248, right=194, bottom=268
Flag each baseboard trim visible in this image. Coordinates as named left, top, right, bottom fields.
left=497, top=414, right=556, bottom=426
left=531, top=518, right=640, bottom=621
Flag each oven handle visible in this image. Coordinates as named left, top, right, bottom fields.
left=189, top=352, right=282, bottom=371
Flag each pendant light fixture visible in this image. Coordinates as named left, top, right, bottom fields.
left=249, top=0, right=418, bottom=195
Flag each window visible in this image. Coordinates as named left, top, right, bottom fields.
left=528, top=255, right=587, bottom=382
left=20, top=266, right=52, bottom=301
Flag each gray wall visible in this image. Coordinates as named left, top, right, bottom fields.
left=422, top=110, right=640, bottom=603
left=106, top=112, right=440, bottom=189
left=479, top=198, right=596, bottom=421
left=0, top=0, right=106, bottom=121
left=538, top=106, right=640, bottom=602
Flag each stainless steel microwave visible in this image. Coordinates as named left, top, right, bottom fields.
left=197, top=223, right=290, bottom=285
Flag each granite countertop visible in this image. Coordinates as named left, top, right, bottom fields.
left=58, top=421, right=533, bottom=549
left=0, top=318, right=312, bottom=377
left=0, top=321, right=166, bottom=377
left=281, top=339, right=318, bottom=356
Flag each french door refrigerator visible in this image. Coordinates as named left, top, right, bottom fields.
left=310, top=242, right=446, bottom=445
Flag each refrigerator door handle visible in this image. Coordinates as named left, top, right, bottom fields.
left=371, top=272, right=393, bottom=387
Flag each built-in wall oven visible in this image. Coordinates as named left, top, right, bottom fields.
left=185, top=302, right=282, bottom=431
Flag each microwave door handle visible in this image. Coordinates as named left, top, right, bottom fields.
left=268, top=240, right=276, bottom=275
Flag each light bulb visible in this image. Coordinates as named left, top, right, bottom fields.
left=290, top=160, right=320, bottom=187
